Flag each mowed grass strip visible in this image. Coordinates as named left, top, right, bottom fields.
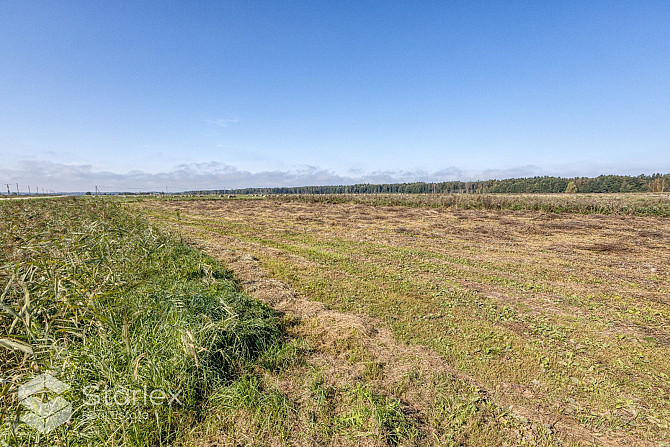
left=138, top=197, right=670, bottom=444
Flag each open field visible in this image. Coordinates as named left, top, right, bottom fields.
left=3, top=195, right=669, bottom=446
left=136, top=194, right=670, bottom=446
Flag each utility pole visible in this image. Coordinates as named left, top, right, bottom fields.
left=28, top=186, right=31, bottom=195
left=4, top=184, right=10, bottom=195
left=15, top=183, right=19, bottom=195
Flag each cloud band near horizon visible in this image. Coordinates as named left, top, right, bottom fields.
left=1, top=160, right=667, bottom=193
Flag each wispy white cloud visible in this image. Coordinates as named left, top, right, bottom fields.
left=205, top=118, right=239, bottom=127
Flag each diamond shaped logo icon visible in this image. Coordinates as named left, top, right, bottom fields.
left=18, top=373, right=72, bottom=434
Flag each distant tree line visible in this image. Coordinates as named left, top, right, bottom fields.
left=189, top=174, right=670, bottom=195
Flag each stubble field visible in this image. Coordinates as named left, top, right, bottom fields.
left=136, top=195, right=670, bottom=446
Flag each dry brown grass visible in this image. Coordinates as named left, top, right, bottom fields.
left=135, top=196, right=670, bottom=446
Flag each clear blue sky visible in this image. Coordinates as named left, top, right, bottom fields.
left=1, top=1, right=669, bottom=191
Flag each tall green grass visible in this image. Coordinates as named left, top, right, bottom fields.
left=271, top=192, right=670, bottom=216
left=0, top=198, right=283, bottom=446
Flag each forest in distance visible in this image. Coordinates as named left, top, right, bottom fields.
left=188, top=173, right=670, bottom=196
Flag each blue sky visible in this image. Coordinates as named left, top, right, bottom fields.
left=1, top=1, right=669, bottom=191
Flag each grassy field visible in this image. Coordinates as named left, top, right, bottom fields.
left=135, top=194, right=670, bottom=446
left=3, top=194, right=669, bottom=446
